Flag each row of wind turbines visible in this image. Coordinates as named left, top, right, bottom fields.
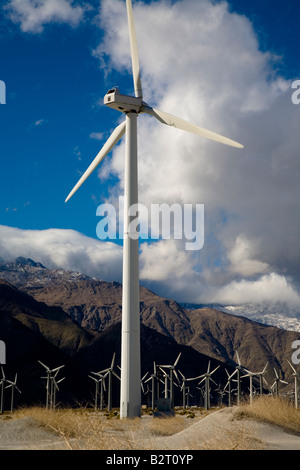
left=0, top=351, right=299, bottom=413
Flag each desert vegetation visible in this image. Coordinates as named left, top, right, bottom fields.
left=3, top=396, right=298, bottom=450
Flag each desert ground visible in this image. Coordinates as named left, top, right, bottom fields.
left=0, top=400, right=300, bottom=451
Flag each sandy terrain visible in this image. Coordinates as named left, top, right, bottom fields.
left=0, top=407, right=300, bottom=451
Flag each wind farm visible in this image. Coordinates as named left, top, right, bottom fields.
left=0, top=0, right=299, bottom=453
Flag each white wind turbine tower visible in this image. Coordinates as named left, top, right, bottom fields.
left=5, top=373, right=21, bottom=413
left=227, top=351, right=247, bottom=406
left=198, top=361, right=220, bottom=410
left=144, top=362, right=161, bottom=410
left=271, top=367, right=288, bottom=396
left=178, top=370, right=203, bottom=409
left=241, top=368, right=258, bottom=405
left=38, top=361, right=65, bottom=409
left=0, top=366, right=8, bottom=413
left=89, top=372, right=106, bottom=410
left=94, top=353, right=120, bottom=412
left=65, top=0, right=244, bottom=418
left=158, top=353, right=181, bottom=409
left=288, top=361, right=299, bottom=409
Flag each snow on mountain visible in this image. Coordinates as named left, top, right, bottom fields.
left=181, top=302, right=300, bottom=333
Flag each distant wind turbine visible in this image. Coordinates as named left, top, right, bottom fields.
left=0, top=366, right=8, bottom=413
left=5, top=373, right=21, bottom=413
left=271, top=367, right=288, bottom=396
left=288, top=361, right=299, bottom=409
left=178, top=370, right=203, bottom=409
left=65, top=0, right=244, bottom=418
left=38, top=360, right=65, bottom=409
left=158, top=353, right=181, bottom=409
left=198, top=361, right=220, bottom=410
left=226, top=351, right=248, bottom=406
left=93, top=353, right=120, bottom=412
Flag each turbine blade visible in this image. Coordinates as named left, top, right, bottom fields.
left=173, top=369, right=180, bottom=383
left=38, top=360, right=49, bottom=371
left=111, top=352, right=116, bottom=370
left=142, top=372, right=149, bottom=381
left=210, top=365, right=220, bottom=375
left=262, top=362, right=269, bottom=374
left=174, top=352, right=181, bottom=367
left=288, top=360, right=297, bottom=374
left=126, top=0, right=143, bottom=98
left=65, top=121, right=126, bottom=202
left=142, top=106, right=243, bottom=148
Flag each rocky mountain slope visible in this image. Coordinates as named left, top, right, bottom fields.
left=0, top=257, right=299, bottom=389
left=0, top=277, right=234, bottom=407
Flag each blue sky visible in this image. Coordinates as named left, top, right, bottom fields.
left=0, top=0, right=300, bottom=308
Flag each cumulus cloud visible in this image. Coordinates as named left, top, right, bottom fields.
left=0, top=225, right=123, bottom=281
left=90, top=0, right=300, bottom=306
left=213, top=273, right=300, bottom=307
left=2, top=0, right=299, bottom=309
left=3, top=0, right=86, bottom=33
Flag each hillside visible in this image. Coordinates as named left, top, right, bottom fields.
left=0, top=257, right=299, bottom=388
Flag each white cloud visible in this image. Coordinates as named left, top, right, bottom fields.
left=2, top=0, right=299, bottom=309
left=89, top=132, right=104, bottom=141
left=226, top=235, right=270, bottom=277
left=0, top=225, right=123, bottom=282
left=213, top=273, right=300, bottom=307
left=4, top=0, right=86, bottom=33
left=34, top=118, right=47, bottom=127
left=91, top=0, right=300, bottom=306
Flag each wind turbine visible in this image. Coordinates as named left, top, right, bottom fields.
left=255, top=362, right=269, bottom=396
left=38, top=361, right=65, bottom=409
left=288, top=361, right=299, bottom=409
left=158, top=353, right=181, bottom=409
left=224, top=368, right=238, bottom=407
left=0, top=366, right=8, bottom=413
left=241, top=367, right=259, bottom=405
left=5, top=373, right=21, bottom=413
left=198, top=361, right=220, bottom=410
left=94, top=353, right=120, bottom=412
left=178, top=370, right=203, bottom=409
left=144, top=361, right=161, bottom=410
left=226, top=351, right=248, bottom=405
left=89, top=373, right=106, bottom=410
left=271, top=367, right=288, bottom=396
left=64, top=0, right=244, bottom=419
left=51, top=374, right=65, bottom=410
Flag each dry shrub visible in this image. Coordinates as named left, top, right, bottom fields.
left=238, top=396, right=300, bottom=434
left=147, top=415, right=187, bottom=436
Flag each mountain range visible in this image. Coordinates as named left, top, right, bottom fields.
left=0, top=257, right=299, bottom=409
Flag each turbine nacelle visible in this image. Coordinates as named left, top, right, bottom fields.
left=104, top=87, right=143, bottom=114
